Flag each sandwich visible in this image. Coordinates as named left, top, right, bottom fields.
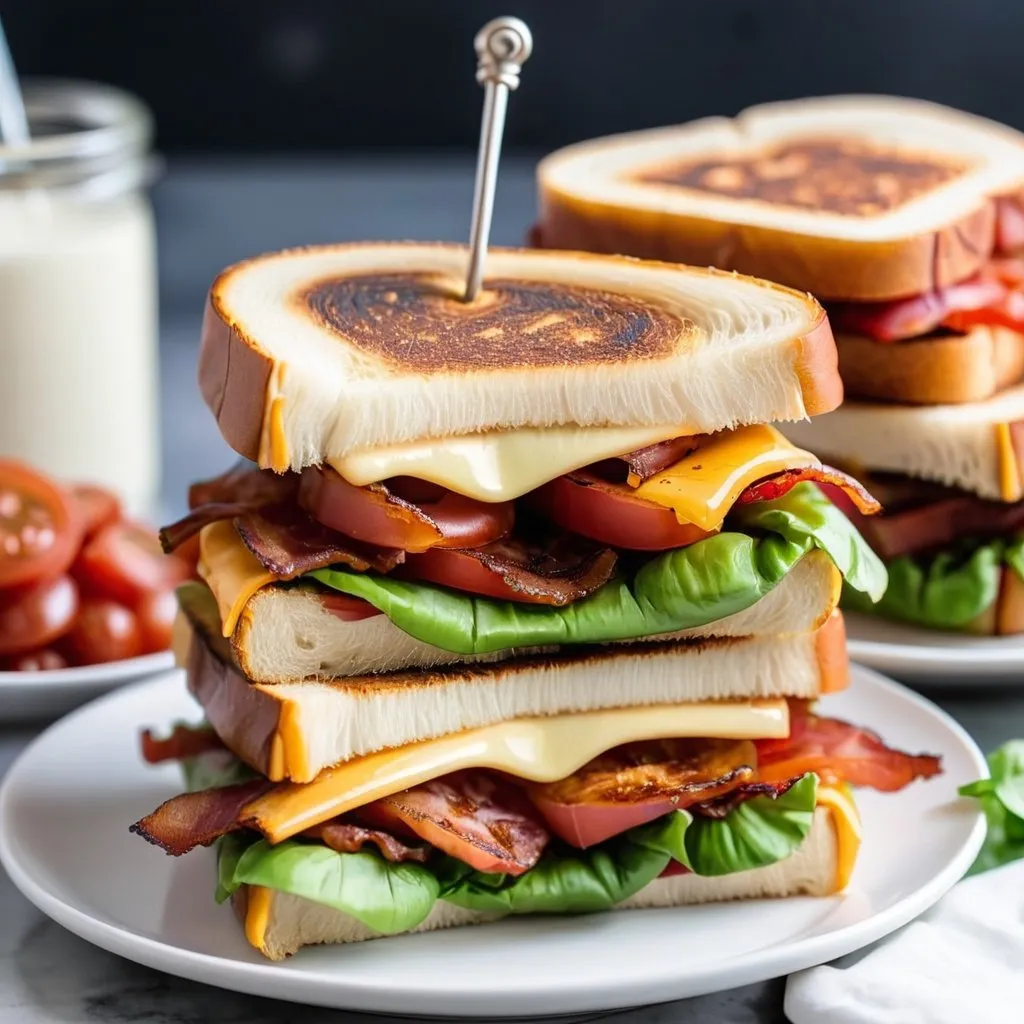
left=534, top=95, right=1024, bottom=634
left=131, top=242, right=941, bottom=960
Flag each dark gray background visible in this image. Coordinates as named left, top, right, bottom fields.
left=3, top=0, right=1023, bottom=154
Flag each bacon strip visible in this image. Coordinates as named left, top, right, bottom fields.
left=140, top=724, right=226, bottom=764
left=234, top=502, right=403, bottom=578
left=690, top=778, right=800, bottom=819
left=736, top=465, right=881, bottom=515
left=303, top=821, right=429, bottom=863
left=129, top=779, right=273, bottom=855
left=755, top=704, right=942, bottom=792
left=361, top=772, right=550, bottom=876
left=619, top=436, right=703, bottom=487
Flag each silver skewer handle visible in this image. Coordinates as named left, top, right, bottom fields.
left=463, top=16, right=532, bottom=302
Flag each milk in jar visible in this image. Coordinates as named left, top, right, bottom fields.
left=0, top=80, right=159, bottom=516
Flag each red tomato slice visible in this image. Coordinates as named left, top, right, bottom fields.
left=532, top=471, right=714, bottom=551
left=75, top=520, right=190, bottom=606
left=298, top=467, right=513, bottom=553
left=0, top=460, right=83, bottom=589
left=398, top=547, right=538, bottom=602
left=0, top=575, right=79, bottom=656
left=1, top=648, right=68, bottom=672
left=69, top=484, right=122, bottom=539
left=61, top=598, right=143, bottom=665
left=136, top=589, right=178, bottom=654
left=320, top=592, right=380, bottom=622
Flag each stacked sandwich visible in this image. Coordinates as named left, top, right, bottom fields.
left=535, top=95, right=1024, bottom=635
left=133, top=242, right=940, bottom=960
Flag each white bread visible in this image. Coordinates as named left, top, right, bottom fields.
left=237, top=805, right=839, bottom=960
left=836, top=326, right=1024, bottom=405
left=782, top=383, right=1024, bottom=502
left=198, top=242, right=841, bottom=469
left=233, top=548, right=841, bottom=682
left=536, top=95, right=1024, bottom=300
left=188, top=617, right=848, bottom=782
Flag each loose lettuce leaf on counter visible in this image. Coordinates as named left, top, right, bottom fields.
left=310, top=484, right=886, bottom=655
left=960, top=741, right=1024, bottom=876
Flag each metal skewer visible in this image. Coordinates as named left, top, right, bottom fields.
left=463, top=16, right=532, bottom=302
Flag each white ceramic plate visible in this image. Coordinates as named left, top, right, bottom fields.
left=845, top=611, right=1024, bottom=686
left=0, top=665, right=986, bottom=1018
left=0, top=653, right=175, bottom=723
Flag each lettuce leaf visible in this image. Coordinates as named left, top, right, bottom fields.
left=842, top=536, right=1024, bottom=631
left=226, top=839, right=441, bottom=934
left=960, top=741, right=1024, bottom=875
left=309, top=484, right=885, bottom=655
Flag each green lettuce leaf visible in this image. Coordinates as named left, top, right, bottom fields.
left=310, top=484, right=885, bottom=655
left=843, top=538, right=1016, bottom=631
left=678, top=773, right=818, bottom=875
left=960, top=740, right=1024, bottom=875
left=226, top=839, right=441, bottom=935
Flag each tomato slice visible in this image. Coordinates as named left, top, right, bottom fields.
left=136, top=589, right=178, bottom=654
left=69, top=484, right=122, bottom=539
left=75, top=520, right=190, bottom=606
left=532, top=471, right=714, bottom=551
left=298, top=467, right=513, bottom=553
left=399, top=547, right=530, bottom=601
left=1, top=648, right=68, bottom=672
left=320, top=592, right=381, bottom=622
left=0, top=575, right=79, bottom=656
left=0, top=460, right=83, bottom=589
left=61, top=598, right=143, bottom=665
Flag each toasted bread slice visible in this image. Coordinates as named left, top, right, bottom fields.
left=198, top=243, right=840, bottom=469
left=536, top=95, right=1024, bottom=301
left=783, top=384, right=1024, bottom=502
left=235, top=805, right=840, bottom=960
left=184, top=614, right=848, bottom=782
left=836, top=326, right=1024, bottom=404
left=194, top=547, right=842, bottom=682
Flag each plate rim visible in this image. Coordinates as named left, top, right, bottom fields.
left=0, top=650, right=175, bottom=688
left=0, top=664, right=989, bottom=1017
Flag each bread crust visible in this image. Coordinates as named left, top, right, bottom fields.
left=534, top=194, right=994, bottom=303
left=836, top=326, right=1024, bottom=404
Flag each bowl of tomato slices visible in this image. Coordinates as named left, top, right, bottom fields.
left=0, top=459, right=192, bottom=722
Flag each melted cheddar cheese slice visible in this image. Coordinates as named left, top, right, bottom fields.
left=634, top=424, right=819, bottom=531
left=198, top=521, right=276, bottom=637
left=246, top=700, right=791, bottom=843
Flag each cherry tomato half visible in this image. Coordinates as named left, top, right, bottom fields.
left=0, top=574, right=79, bottom=656
left=69, top=484, right=122, bottom=539
left=62, top=598, right=143, bottom=665
left=136, top=589, right=178, bottom=654
left=2, top=648, right=68, bottom=672
left=75, top=520, right=190, bottom=606
left=0, top=460, right=83, bottom=589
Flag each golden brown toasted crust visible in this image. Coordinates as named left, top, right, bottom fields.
left=198, top=296, right=273, bottom=465
left=533, top=192, right=995, bottom=302
left=835, top=326, right=1024, bottom=404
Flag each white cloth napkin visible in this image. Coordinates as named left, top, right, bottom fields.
left=784, top=860, right=1024, bottom=1024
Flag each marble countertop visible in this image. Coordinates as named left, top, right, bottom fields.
left=2, top=157, right=1023, bottom=1024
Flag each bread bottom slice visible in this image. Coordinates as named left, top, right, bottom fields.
left=236, top=806, right=839, bottom=960
left=836, top=326, right=1024, bottom=405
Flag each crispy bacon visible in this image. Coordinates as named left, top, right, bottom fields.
left=140, top=724, right=226, bottom=764
left=129, top=779, right=272, bottom=855
left=736, top=465, right=881, bottom=515
left=619, top=436, right=703, bottom=487
left=831, top=259, right=1024, bottom=343
left=235, top=502, right=403, bottom=578
left=362, top=772, right=550, bottom=876
left=403, top=531, right=617, bottom=606
left=529, top=738, right=757, bottom=847
left=160, top=465, right=295, bottom=553
left=690, top=777, right=800, bottom=819
left=755, top=703, right=942, bottom=792
left=303, top=821, right=429, bottom=863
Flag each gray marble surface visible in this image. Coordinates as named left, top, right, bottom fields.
left=2, top=157, right=1023, bottom=1024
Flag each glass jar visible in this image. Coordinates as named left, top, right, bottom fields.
left=0, top=78, right=159, bottom=516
